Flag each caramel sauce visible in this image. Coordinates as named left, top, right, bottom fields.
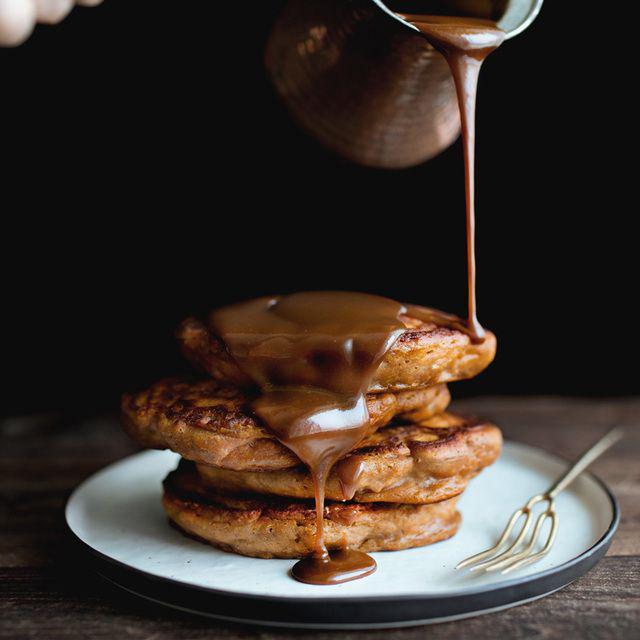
left=404, top=303, right=474, bottom=337
left=211, top=291, right=406, bottom=584
left=401, top=15, right=506, bottom=342
left=335, top=455, right=366, bottom=501
left=291, top=548, right=376, bottom=586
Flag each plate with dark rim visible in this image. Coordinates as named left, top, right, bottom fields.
left=65, top=441, right=618, bottom=629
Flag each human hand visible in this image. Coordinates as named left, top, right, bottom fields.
left=0, top=0, right=103, bottom=46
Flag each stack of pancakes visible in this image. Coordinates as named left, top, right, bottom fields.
left=122, top=311, right=502, bottom=559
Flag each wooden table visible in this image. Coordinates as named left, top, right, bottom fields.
left=2, top=397, right=638, bottom=639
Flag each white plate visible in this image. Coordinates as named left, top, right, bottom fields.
left=65, top=441, right=618, bottom=629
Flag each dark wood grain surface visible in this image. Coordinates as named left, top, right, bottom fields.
left=1, top=397, right=638, bottom=639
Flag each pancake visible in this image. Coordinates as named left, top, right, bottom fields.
left=176, top=307, right=496, bottom=393
left=196, top=413, right=502, bottom=503
left=122, top=378, right=451, bottom=471
left=163, top=460, right=461, bottom=559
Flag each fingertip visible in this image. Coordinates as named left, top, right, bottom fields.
left=34, top=0, right=73, bottom=24
left=0, top=0, right=36, bottom=47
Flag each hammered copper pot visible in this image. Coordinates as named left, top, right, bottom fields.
left=265, top=0, right=542, bottom=169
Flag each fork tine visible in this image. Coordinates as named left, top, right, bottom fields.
left=469, top=494, right=549, bottom=572
left=455, top=507, right=525, bottom=570
left=468, top=508, right=536, bottom=572
left=482, top=509, right=551, bottom=573
left=501, top=511, right=558, bottom=574
left=457, top=495, right=546, bottom=571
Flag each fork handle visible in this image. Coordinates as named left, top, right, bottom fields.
left=546, top=427, right=623, bottom=499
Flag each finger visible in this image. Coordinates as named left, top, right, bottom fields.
left=0, top=0, right=36, bottom=46
left=34, top=0, right=73, bottom=24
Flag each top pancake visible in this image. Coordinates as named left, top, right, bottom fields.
left=176, top=306, right=496, bottom=393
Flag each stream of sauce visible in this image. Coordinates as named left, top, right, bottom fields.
left=211, top=291, right=406, bottom=584
left=401, top=14, right=505, bottom=342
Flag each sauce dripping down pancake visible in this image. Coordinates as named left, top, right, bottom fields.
left=211, top=291, right=406, bottom=584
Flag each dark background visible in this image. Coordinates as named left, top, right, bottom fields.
left=1, top=1, right=633, bottom=418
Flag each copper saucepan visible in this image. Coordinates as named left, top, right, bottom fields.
left=265, top=0, right=543, bottom=168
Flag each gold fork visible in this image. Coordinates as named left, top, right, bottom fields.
left=456, top=427, right=623, bottom=575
